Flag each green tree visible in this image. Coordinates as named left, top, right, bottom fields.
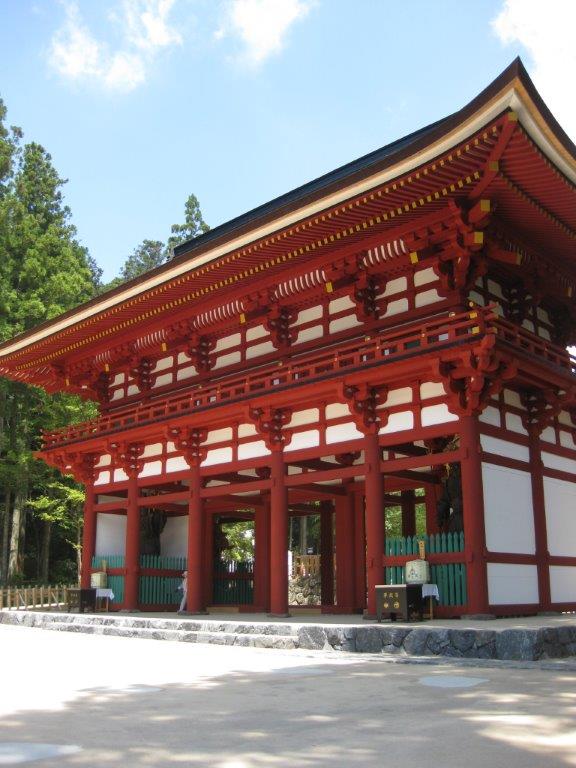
left=0, top=117, right=99, bottom=584
left=167, top=193, right=210, bottom=254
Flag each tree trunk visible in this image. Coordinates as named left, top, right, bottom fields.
left=39, top=519, right=51, bottom=582
left=1, top=490, right=12, bottom=584
left=8, top=484, right=27, bottom=580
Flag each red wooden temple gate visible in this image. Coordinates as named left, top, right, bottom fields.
left=2, top=59, right=576, bottom=617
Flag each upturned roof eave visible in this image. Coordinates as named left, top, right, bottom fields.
left=0, top=56, right=574, bottom=365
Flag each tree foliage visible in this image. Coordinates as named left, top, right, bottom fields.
left=0, top=97, right=99, bottom=584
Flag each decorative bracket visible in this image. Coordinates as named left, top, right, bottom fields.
left=339, top=383, right=387, bottom=434
left=265, top=305, right=296, bottom=351
left=248, top=406, right=293, bottom=451
left=53, top=452, right=98, bottom=484
left=108, top=441, right=146, bottom=479
left=520, top=387, right=576, bottom=433
left=166, top=426, right=208, bottom=466
left=434, top=336, right=517, bottom=416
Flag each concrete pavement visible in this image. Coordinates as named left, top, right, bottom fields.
left=1, top=623, right=575, bottom=767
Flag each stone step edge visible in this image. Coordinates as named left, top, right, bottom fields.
left=37, top=620, right=300, bottom=649
left=0, top=611, right=297, bottom=636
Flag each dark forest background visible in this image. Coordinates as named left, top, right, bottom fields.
left=0, top=97, right=209, bottom=584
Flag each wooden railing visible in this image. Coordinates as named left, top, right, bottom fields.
left=41, top=306, right=576, bottom=450
left=0, top=584, right=75, bottom=611
left=292, top=554, right=321, bottom=577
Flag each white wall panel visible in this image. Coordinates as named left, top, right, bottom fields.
left=382, top=387, right=412, bottom=407
left=95, top=513, right=126, bottom=556
left=487, top=563, right=539, bottom=605
left=380, top=277, right=407, bottom=297
left=295, top=325, right=323, bottom=344
left=160, top=516, right=188, bottom=557
left=479, top=406, right=501, bottom=427
left=237, top=440, right=270, bottom=460
left=329, top=316, right=362, bottom=334
left=326, top=422, right=363, bottom=444
left=165, top=456, right=189, bottom=473
left=285, top=430, right=320, bottom=452
left=415, top=289, right=442, bottom=308
left=202, top=447, right=233, bottom=466
left=480, top=435, right=529, bottom=462
left=420, top=382, right=445, bottom=399
left=326, top=403, right=351, bottom=419
left=139, top=460, right=162, bottom=478
left=421, top=403, right=458, bottom=427
left=246, top=341, right=275, bottom=359
left=482, top=463, right=535, bottom=553
left=542, top=451, right=576, bottom=475
left=379, top=411, right=413, bottom=434
left=543, top=477, right=576, bottom=556
left=383, top=298, right=409, bottom=317
left=414, top=268, right=438, bottom=287
left=505, top=413, right=528, bottom=435
left=295, top=305, right=323, bottom=325
left=288, top=409, right=319, bottom=428
left=549, top=566, right=576, bottom=603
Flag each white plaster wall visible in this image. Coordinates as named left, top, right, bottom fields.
left=202, top=447, right=233, bottom=466
left=295, top=305, right=323, bottom=325
left=215, top=333, right=240, bottom=352
left=213, top=351, right=241, bottom=369
left=549, top=566, right=576, bottom=603
left=420, top=382, right=445, bottom=399
left=285, top=430, right=320, bottom=452
left=479, top=406, right=501, bottom=427
left=205, top=428, right=233, bottom=445
left=160, top=516, right=188, bottom=557
left=383, top=298, right=409, bottom=317
left=421, top=403, right=458, bottom=427
left=503, top=390, right=524, bottom=409
left=246, top=324, right=267, bottom=341
left=487, top=563, right=539, bottom=605
left=165, top=456, right=189, bottom=473
left=482, top=463, right=535, bottom=553
left=382, top=387, right=412, bottom=407
left=415, top=288, right=442, bottom=308
left=505, top=413, right=527, bottom=435
left=414, top=268, right=438, bottom=287
left=326, top=422, right=363, bottom=444
left=329, top=315, right=362, bottom=334
left=329, top=296, right=354, bottom=314
left=295, top=325, right=323, bottom=344
left=246, top=341, right=275, bottom=359
left=380, top=276, right=406, bottom=297
left=542, top=452, right=576, bottom=475
left=480, top=435, right=529, bottom=463
left=238, top=440, right=270, bottom=460
left=543, top=477, right=576, bottom=556
left=326, top=403, right=351, bottom=419
left=288, top=409, right=319, bottom=427
left=379, top=411, right=413, bottom=434
left=238, top=423, right=258, bottom=438
left=139, top=460, right=162, bottom=478
left=95, top=513, right=126, bottom=556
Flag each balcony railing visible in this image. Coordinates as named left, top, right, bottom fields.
left=41, top=306, right=575, bottom=450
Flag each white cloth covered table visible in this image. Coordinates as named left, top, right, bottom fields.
left=421, top=584, right=440, bottom=601
left=95, top=588, right=114, bottom=600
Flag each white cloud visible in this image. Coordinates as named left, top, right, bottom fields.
left=48, top=0, right=182, bottom=92
left=492, top=0, right=576, bottom=140
left=216, top=0, right=314, bottom=67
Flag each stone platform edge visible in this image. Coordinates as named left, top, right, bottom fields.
left=2, top=611, right=576, bottom=661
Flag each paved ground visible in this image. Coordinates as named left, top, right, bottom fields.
left=1, top=624, right=575, bottom=768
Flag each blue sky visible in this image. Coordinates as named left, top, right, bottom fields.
left=1, top=0, right=574, bottom=282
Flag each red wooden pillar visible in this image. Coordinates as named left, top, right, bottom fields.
left=80, top=483, right=96, bottom=589
left=254, top=493, right=271, bottom=611
left=401, top=489, right=416, bottom=537
left=320, top=501, right=334, bottom=607
left=459, top=415, right=490, bottom=615
left=124, top=472, right=140, bottom=610
left=185, top=461, right=207, bottom=614
left=364, top=430, right=385, bottom=616
left=335, top=485, right=355, bottom=610
left=354, top=491, right=366, bottom=610
left=269, top=448, right=289, bottom=616
left=528, top=424, right=551, bottom=610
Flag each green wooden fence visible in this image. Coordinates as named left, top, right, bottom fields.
left=91, top=554, right=186, bottom=606
left=91, top=555, right=125, bottom=604
left=213, top=560, right=254, bottom=605
left=384, top=533, right=467, bottom=607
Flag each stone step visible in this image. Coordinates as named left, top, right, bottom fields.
left=35, top=619, right=299, bottom=649
left=2, top=611, right=576, bottom=661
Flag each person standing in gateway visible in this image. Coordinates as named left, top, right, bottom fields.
left=178, top=571, right=187, bottom=614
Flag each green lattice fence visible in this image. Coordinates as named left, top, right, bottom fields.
left=384, top=533, right=467, bottom=607
left=213, top=560, right=254, bottom=605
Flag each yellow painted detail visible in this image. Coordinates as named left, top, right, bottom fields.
left=240, top=313, right=246, bottom=324
left=474, top=231, right=484, bottom=244
left=325, top=281, right=333, bottom=294
left=480, top=199, right=491, bottom=212
left=472, top=326, right=480, bottom=335
left=409, top=252, right=419, bottom=265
